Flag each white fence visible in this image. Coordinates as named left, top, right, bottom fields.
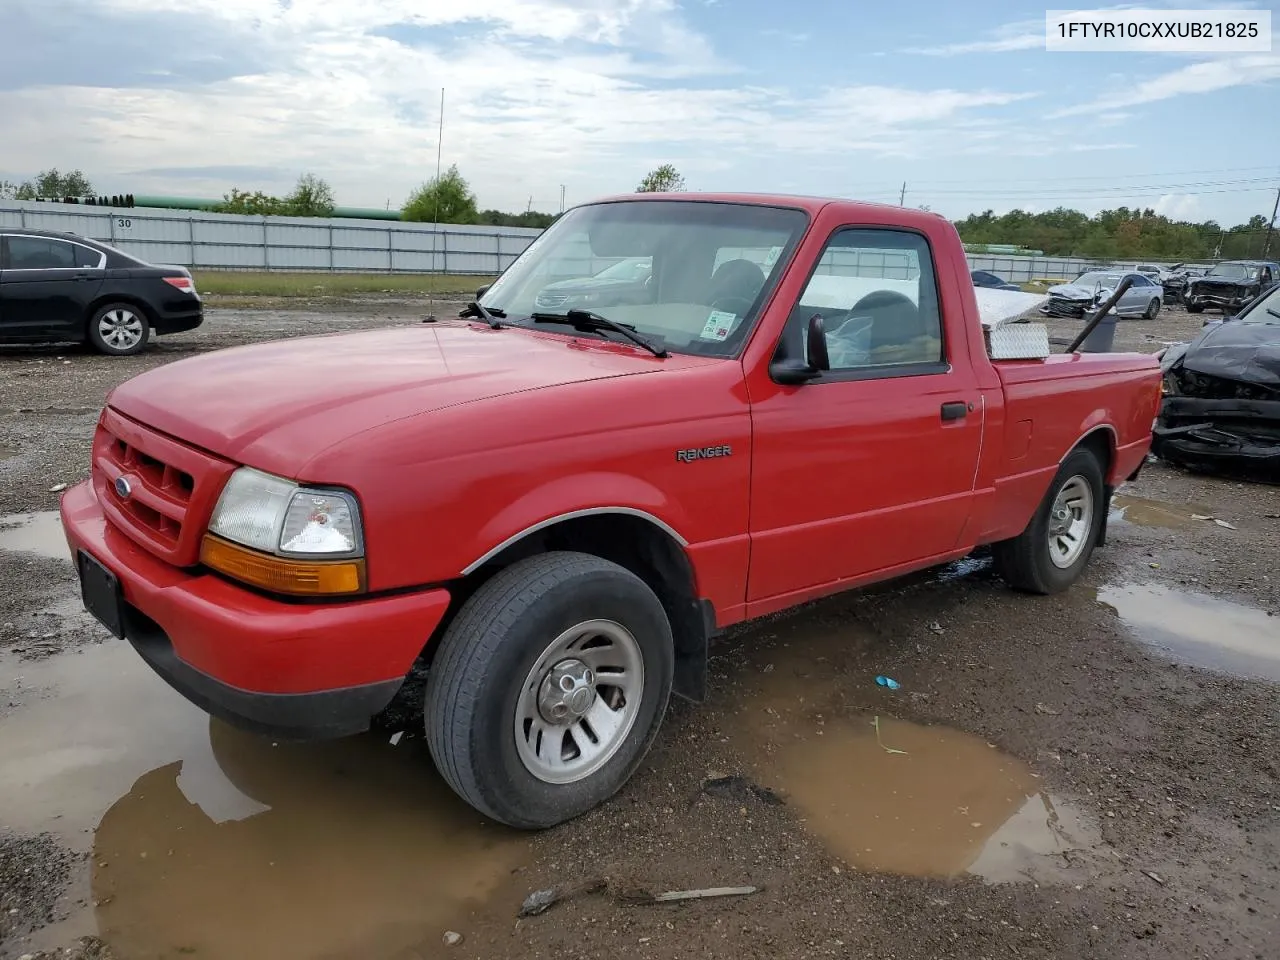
left=1, top=200, right=1107, bottom=282
left=0, top=201, right=542, bottom=275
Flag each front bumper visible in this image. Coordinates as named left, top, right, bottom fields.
left=60, top=480, right=452, bottom=739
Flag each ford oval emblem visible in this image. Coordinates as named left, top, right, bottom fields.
left=114, top=477, right=132, bottom=499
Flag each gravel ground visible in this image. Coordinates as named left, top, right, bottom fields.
left=1, top=299, right=1277, bottom=960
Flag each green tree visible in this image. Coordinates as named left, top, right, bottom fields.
left=637, top=164, right=686, bottom=193
left=215, top=187, right=287, bottom=216
left=402, top=165, right=479, bottom=224
left=283, top=173, right=335, bottom=217
left=7, top=168, right=95, bottom=199
left=0, top=180, right=21, bottom=200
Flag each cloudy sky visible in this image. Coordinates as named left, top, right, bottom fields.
left=2, top=0, right=1277, bottom=225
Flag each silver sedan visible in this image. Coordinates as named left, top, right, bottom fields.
left=1042, top=271, right=1164, bottom=319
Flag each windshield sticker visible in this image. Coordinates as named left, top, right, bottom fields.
left=763, top=245, right=783, bottom=268
left=699, top=310, right=737, bottom=341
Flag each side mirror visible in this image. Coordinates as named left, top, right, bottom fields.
left=475, top=284, right=491, bottom=299
left=769, top=313, right=830, bottom=385
left=806, top=313, right=830, bottom=372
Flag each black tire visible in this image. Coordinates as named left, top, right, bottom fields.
left=424, top=551, right=674, bottom=829
left=1144, top=297, right=1161, bottom=319
left=993, top=447, right=1106, bottom=595
left=1185, top=300, right=1204, bottom=314
left=87, top=302, right=151, bottom=356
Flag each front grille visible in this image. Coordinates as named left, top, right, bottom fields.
left=1043, top=297, right=1088, bottom=318
left=534, top=293, right=570, bottom=307
left=92, top=407, right=236, bottom=566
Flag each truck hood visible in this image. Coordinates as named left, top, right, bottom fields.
left=106, top=322, right=663, bottom=474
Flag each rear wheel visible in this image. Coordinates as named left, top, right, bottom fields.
left=87, top=302, right=150, bottom=356
left=1185, top=299, right=1204, bottom=314
left=424, top=551, right=674, bottom=829
left=994, top=447, right=1105, bottom=595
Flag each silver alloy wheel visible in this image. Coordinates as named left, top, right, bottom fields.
left=1046, top=475, right=1093, bottom=569
left=99, top=308, right=144, bottom=350
left=514, top=619, right=644, bottom=785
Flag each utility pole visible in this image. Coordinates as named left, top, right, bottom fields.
left=560, top=184, right=566, bottom=213
left=899, top=181, right=906, bottom=206
left=527, top=195, right=533, bottom=213
left=1263, top=186, right=1280, bottom=260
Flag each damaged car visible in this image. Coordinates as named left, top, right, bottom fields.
left=1042, top=270, right=1164, bottom=319
left=1162, top=263, right=1211, bottom=305
left=1153, top=282, right=1280, bottom=481
left=1184, top=259, right=1278, bottom=314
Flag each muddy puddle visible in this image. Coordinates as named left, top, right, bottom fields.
left=1108, top=494, right=1209, bottom=530
left=731, top=623, right=1102, bottom=885
left=0, top=510, right=68, bottom=561
left=1098, top=582, right=1280, bottom=682
left=0, top=641, right=528, bottom=959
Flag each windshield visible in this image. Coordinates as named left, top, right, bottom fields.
left=592, top=257, right=651, bottom=280
left=1207, top=263, right=1252, bottom=279
left=479, top=199, right=809, bottom=357
left=1235, top=283, right=1280, bottom=323
left=1073, top=272, right=1123, bottom=287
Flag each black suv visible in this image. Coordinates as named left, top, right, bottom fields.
left=0, top=228, right=203, bottom=355
left=1185, top=260, right=1279, bottom=315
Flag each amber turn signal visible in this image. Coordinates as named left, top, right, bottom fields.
left=200, top=534, right=365, bottom=596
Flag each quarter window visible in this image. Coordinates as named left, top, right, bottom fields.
left=781, top=228, right=944, bottom=373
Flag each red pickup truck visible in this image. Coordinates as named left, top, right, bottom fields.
left=61, top=194, right=1161, bottom=828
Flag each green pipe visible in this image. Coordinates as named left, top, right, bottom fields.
left=131, top=195, right=404, bottom=220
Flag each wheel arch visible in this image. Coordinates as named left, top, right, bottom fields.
left=1061, top=425, right=1116, bottom=546
left=443, top=509, right=712, bottom=703
left=85, top=293, right=157, bottom=334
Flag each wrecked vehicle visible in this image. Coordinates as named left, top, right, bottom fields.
left=1042, top=270, right=1164, bottom=319
left=1154, top=282, right=1280, bottom=480
left=1184, top=260, right=1278, bottom=314
left=59, top=193, right=1162, bottom=829
left=1162, top=263, right=1211, bottom=304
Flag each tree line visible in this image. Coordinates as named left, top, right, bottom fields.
left=4, top=166, right=1271, bottom=259
left=954, top=206, right=1275, bottom=262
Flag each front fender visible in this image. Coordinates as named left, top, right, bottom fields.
left=459, top=472, right=692, bottom=576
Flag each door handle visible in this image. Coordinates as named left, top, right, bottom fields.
left=940, top=401, right=969, bottom=421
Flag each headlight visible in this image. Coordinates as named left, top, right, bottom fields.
left=202, top=467, right=365, bottom=596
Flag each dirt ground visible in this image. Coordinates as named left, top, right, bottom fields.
left=1, top=298, right=1277, bottom=960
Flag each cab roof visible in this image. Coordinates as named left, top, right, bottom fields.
left=582, top=191, right=948, bottom=227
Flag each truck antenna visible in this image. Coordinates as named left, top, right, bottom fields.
left=426, top=87, right=445, bottom=323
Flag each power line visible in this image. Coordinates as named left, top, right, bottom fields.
left=916, top=177, right=1279, bottom=197
left=851, top=164, right=1280, bottom=188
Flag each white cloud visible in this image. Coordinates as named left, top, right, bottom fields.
left=1154, top=193, right=1202, bottom=219
left=0, top=0, right=1045, bottom=210
left=903, top=21, right=1043, bottom=57
left=1050, top=52, right=1280, bottom=116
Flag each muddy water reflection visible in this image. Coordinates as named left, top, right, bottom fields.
left=0, top=510, right=68, bottom=560
left=94, top=724, right=524, bottom=959
left=1108, top=494, right=1205, bottom=530
left=734, top=622, right=1100, bottom=884
left=1099, top=582, right=1280, bottom=682
left=0, top=642, right=527, bottom=959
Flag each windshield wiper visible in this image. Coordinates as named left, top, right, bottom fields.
left=530, top=309, right=667, bottom=357
left=460, top=301, right=505, bottom=329
left=1267, top=307, right=1280, bottom=320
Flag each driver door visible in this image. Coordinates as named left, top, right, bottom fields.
left=746, top=226, right=983, bottom=602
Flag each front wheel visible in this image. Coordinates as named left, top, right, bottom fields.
left=1144, top=297, right=1161, bottom=319
left=88, top=302, right=150, bottom=356
left=994, top=447, right=1105, bottom=595
left=424, top=551, right=674, bottom=829
left=1185, top=299, right=1204, bottom=314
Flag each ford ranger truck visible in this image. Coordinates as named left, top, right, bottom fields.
left=60, top=194, right=1162, bottom=829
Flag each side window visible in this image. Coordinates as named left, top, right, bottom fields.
left=7, top=237, right=77, bottom=269
left=781, top=228, right=944, bottom=374
left=74, top=244, right=102, bottom=268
